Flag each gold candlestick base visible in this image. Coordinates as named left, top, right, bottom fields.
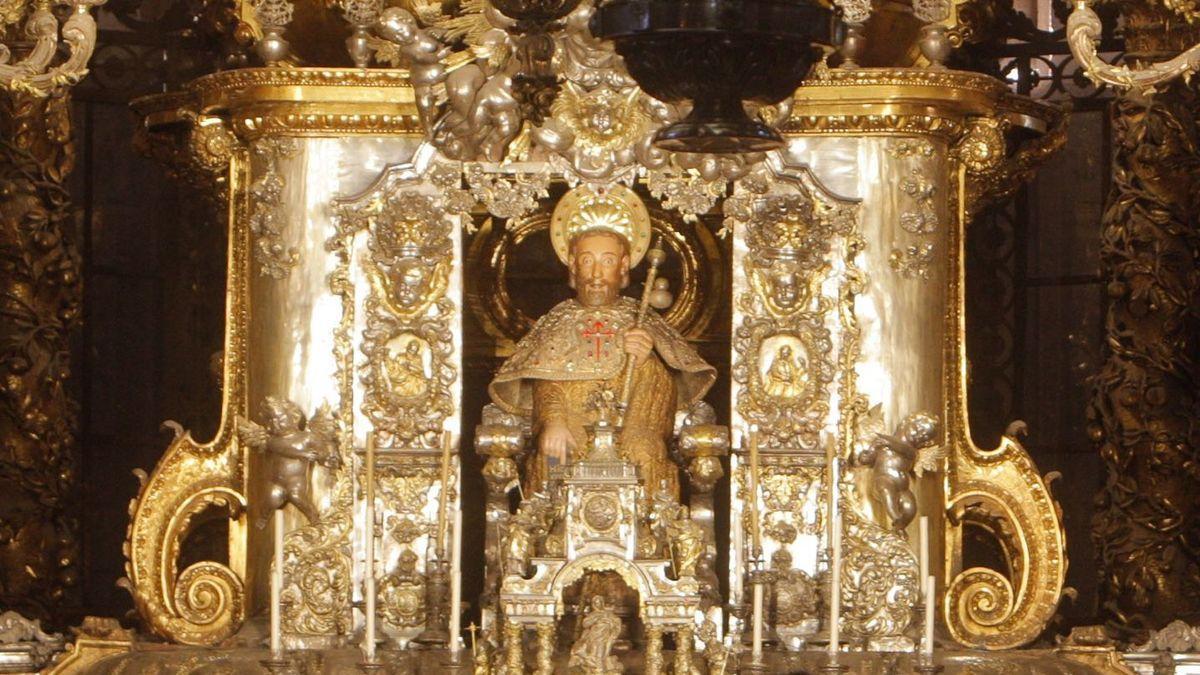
left=442, top=648, right=473, bottom=671
left=356, top=658, right=386, bottom=673
left=914, top=656, right=944, bottom=674
left=260, top=656, right=297, bottom=674
left=819, top=657, right=850, bottom=674
left=739, top=657, right=770, bottom=674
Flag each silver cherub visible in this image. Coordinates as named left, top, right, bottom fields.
left=853, top=406, right=943, bottom=531
left=238, top=397, right=341, bottom=528
left=376, top=8, right=452, bottom=132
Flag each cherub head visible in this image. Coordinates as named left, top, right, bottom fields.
left=397, top=549, right=419, bottom=574
left=769, top=267, right=801, bottom=308
left=378, top=7, right=419, bottom=43
left=897, top=412, right=939, bottom=448
left=262, top=396, right=304, bottom=434
left=391, top=259, right=428, bottom=307
left=567, top=229, right=631, bottom=308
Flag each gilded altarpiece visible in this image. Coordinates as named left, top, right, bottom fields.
left=115, top=60, right=1079, bottom=664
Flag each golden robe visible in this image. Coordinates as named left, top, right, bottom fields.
left=489, top=298, right=716, bottom=496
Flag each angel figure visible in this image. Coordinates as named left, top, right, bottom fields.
left=238, top=397, right=341, bottom=528
left=853, top=407, right=942, bottom=531
left=376, top=8, right=452, bottom=132
left=439, top=29, right=522, bottom=161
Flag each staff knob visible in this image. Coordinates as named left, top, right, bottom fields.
left=646, top=243, right=667, bottom=268
left=649, top=277, right=673, bottom=309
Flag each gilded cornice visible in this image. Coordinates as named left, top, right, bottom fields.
left=190, top=67, right=418, bottom=107
left=131, top=90, right=199, bottom=129
left=783, top=68, right=1015, bottom=140
left=996, top=91, right=1064, bottom=136
left=134, top=67, right=425, bottom=139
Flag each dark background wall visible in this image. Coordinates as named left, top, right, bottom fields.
left=70, top=0, right=226, bottom=621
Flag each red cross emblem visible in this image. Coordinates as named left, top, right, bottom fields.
left=581, top=320, right=616, bottom=361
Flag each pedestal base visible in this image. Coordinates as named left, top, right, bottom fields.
left=819, top=659, right=850, bottom=674
left=73, top=642, right=1124, bottom=674
left=441, top=649, right=473, bottom=672
left=259, top=656, right=296, bottom=674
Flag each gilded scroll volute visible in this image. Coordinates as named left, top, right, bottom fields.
left=942, top=422, right=1068, bottom=649
left=942, top=122, right=1069, bottom=649
left=121, top=135, right=250, bottom=646
left=959, top=100, right=1069, bottom=218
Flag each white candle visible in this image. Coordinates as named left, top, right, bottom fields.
left=271, top=509, right=284, bottom=657
left=828, top=457, right=842, bottom=657
left=749, top=427, right=762, bottom=557
left=751, top=577, right=764, bottom=661
left=923, top=574, right=935, bottom=656
left=449, top=508, right=463, bottom=656
left=364, top=434, right=377, bottom=662
left=436, top=430, right=452, bottom=560
left=919, top=516, right=929, bottom=589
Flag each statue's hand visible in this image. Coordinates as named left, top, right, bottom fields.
left=539, top=422, right=577, bottom=464
left=624, top=328, right=653, bottom=366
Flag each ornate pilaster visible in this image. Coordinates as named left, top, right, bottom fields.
left=534, top=621, right=555, bottom=675
left=1090, top=7, right=1200, bottom=634
left=645, top=624, right=664, bottom=675
left=0, top=84, right=83, bottom=624
left=504, top=620, right=524, bottom=673
left=674, top=624, right=694, bottom=675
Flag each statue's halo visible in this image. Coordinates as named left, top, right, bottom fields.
left=550, top=184, right=652, bottom=267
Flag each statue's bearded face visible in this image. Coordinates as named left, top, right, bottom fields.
left=569, top=231, right=629, bottom=308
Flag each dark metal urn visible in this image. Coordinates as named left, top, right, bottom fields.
left=488, top=0, right=585, bottom=124
left=591, top=0, right=834, bottom=154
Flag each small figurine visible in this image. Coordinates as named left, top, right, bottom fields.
left=0, top=611, right=58, bottom=645
left=237, top=397, right=341, bottom=528
left=698, top=619, right=740, bottom=675
left=763, top=344, right=808, bottom=398
left=854, top=409, right=942, bottom=531
left=769, top=549, right=819, bottom=628
left=648, top=489, right=705, bottom=578
left=0, top=611, right=62, bottom=670
left=502, top=491, right=555, bottom=578
left=568, top=596, right=623, bottom=674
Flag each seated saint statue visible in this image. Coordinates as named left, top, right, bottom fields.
left=488, top=224, right=716, bottom=498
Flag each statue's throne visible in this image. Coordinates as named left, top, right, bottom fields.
left=474, top=399, right=728, bottom=672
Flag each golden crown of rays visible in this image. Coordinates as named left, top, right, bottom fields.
left=550, top=184, right=652, bottom=266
